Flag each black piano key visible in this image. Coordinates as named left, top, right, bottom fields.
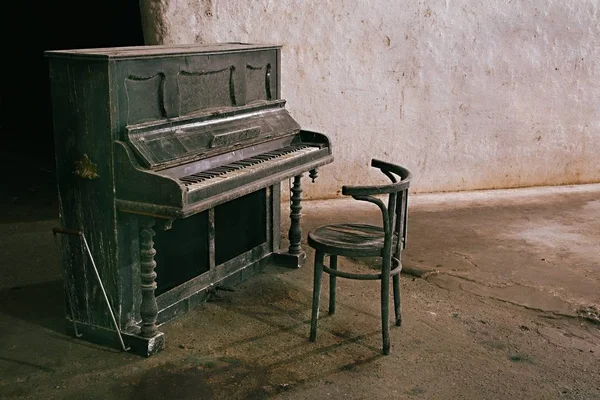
left=238, top=160, right=255, bottom=167
left=215, top=166, right=232, bottom=171
left=191, top=173, right=215, bottom=179
left=180, top=177, right=202, bottom=184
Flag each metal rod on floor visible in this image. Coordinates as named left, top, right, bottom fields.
left=52, top=227, right=130, bottom=352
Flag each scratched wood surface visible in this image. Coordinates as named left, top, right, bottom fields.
left=49, top=57, right=118, bottom=329
left=308, top=223, right=399, bottom=257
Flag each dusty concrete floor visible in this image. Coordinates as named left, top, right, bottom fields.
left=1, top=183, right=599, bottom=399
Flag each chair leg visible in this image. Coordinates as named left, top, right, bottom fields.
left=309, top=250, right=325, bottom=342
left=329, top=255, right=338, bottom=315
left=381, top=264, right=391, bottom=355
left=393, top=273, right=402, bottom=326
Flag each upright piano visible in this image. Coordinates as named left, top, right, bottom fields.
left=45, top=43, right=333, bottom=356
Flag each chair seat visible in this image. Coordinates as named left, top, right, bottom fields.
left=308, top=223, right=397, bottom=257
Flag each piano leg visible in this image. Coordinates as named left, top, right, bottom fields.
left=136, top=218, right=165, bottom=354
left=288, top=174, right=303, bottom=255
left=273, top=174, right=307, bottom=268
left=139, top=219, right=159, bottom=337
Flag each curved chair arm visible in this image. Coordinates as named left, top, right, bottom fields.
left=341, top=159, right=412, bottom=197
left=371, top=159, right=412, bottom=182
left=352, top=195, right=391, bottom=234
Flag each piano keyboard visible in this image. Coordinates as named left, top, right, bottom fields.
left=178, top=144, right=318, bottom=187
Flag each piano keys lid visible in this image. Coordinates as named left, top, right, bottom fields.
left=125, top=100, right=301, bottom=170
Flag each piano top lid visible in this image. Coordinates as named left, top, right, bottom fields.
left=44, top=42, right=281, bottom=60
left=126, top=100, right=301, bottom=170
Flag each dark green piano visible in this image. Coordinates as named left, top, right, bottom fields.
left=45, top=43, right=333, bottom=356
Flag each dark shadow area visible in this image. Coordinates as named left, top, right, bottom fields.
left=0, top=279, right=66, bottom=334
left=0, top=0, right=144, bottom=223
left=0, top=279, right=127, bottom=354
left=0, top=356, right=55, bottom=373
left=113, top=349, right=382, bottom=400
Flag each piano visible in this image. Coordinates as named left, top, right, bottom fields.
left=45, top=43, right=333, bottom=356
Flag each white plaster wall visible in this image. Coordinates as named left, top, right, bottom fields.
left=140, top=0, right=600, bottom=198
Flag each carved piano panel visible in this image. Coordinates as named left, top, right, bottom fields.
left=114, top=49, right=279, bottom=135
left=125, top=73, right=166, bottom=125
left=177, top=67, right=236, bottom=114
left=245, top=63, right=272, bottom=103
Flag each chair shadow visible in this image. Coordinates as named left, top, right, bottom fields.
left=168, top=298, right=386, bottom=398
left=0, top=279, right=67, bottom=335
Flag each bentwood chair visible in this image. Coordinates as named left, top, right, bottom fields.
left=307, top=159, right=412, bottom=355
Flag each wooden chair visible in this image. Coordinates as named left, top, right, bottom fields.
left=307, top=159, right=412, bottom=355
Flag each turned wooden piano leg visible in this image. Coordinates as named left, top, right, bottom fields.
left=288, top=169, right=318, bottom=251
left=273, top=173, right=308, bottom=268
left=139, top=219, right=159, bottom=338
left=288, top=174, right=303, bottom=255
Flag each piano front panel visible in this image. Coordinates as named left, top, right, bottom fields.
left=153, top=211, right=210, bottom=296
left=114, top=49, right=279, bottom=138
left=214, top=188, right=267, bottom=265
left=153, top=185, right=274, bottom=325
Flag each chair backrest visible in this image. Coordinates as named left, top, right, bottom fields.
left=341, top=159, right=412, bottom=257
